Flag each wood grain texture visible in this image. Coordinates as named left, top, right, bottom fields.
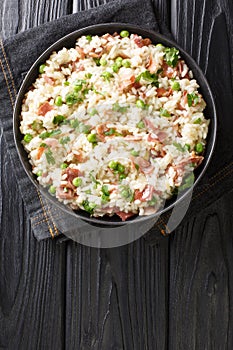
left=0, top=129, right=66, bottom=349
left=65, top=238, right=169, bottom=350
left=169, top=190, right=233, bottom=349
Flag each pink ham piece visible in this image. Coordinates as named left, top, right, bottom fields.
left=56, top=186, right=74, bottom=200
left=143, top=206, right=157, bottom=215
left=44, top=138, right=59, bottom=148
left=134, top=184, right=154, bottom=202
left=116, top=211, right=135, bottom=221
left=144, top=118, right=167, bottom=142
left=43, top=75, right=55, bottom=85
left=38, top=101, right=53, bottom=116
left=133, top=156, right=154, bottom=174
left=124, top=135, right=143, bottom=141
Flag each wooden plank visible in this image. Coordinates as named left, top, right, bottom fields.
left=170, top=0, right=233, bottom=348
left=169, top=190, right=233, bottom=349
left=0, top=1, right=69, bottom=349
left=0, top=130, right=66, bottom=349
left=65, top=238, right=169, bottom=350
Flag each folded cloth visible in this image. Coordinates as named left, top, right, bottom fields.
left=0, top=0, right=232, bottom=242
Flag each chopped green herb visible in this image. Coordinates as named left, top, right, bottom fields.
left=88, top=108, right=98, bottom=116
left=104, top=128, right=116, bottom=136
left=45, top=148, right=55, bottom=165
left=85, top=73, right=92, bottom=79
left=119, top=173, right=127, bottom=180
left=112, top=102, right=129, bottom=113
left=120, top=30, right=130, bottom=38
left=148, top=196, right=157, bottom=206
left=90, top=171, right=100, bottom=185
left=117, top=163, right=125, bottom=174
left=160, top=108, right=171, bottom=118
left=179, top=173, right=195, bottom=191
left=164, top=47, right=179, bottom=67
left=187, top=92, right=199, bottom=107
left=136, top=120, right=145, bottom=128
left=53, top=115, right=65, bottom=125
left=23, top=133, right=33, bottom=143
left=64, top=81, right=70, bottom=86
left=65, top=93, right=82, bottom=106
left=102, top=185, right=110, bottom=196
left=39, top=129, right=61, bottom=140
left=193, top=117, right=202, bottom=124
left=135, top=163, right=140, bottom=171
left=108, top=160, right=118, bottom=170
left=36, top=170, right=43, bottom=177
left=59, top=136, right=70, bottom=145
left=173, top=142, right=185, bottom=152
left=39, top=64, right=46, bottom=74
left=136, top=70, right=159, bottom=87
left=130, top=150, right=139, bottom=156
left=77, top=122, right=91, bottom=134
left=93, top=58, right=101, bottom=66
left=70, top=119, right=80, bottom=128
left=82, top=200, right=97, bottom=214
left=184, top=144, right=191, bottom=152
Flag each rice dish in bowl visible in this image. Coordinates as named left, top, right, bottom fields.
left=19, top=30, right=209, bottom=221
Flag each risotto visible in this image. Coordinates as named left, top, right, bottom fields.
left=20, top=30, right=209, bottom=221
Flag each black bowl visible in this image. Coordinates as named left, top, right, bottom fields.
left=13, top=23, right=217, bottom=227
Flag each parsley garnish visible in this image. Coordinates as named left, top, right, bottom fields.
left=164, top=47, right=179, bottom=67
left=45, top=148, right=55, bottom=165
left=135, top=70, right=159, bottom=87
left=39, top=129, right=61, bottom=139
left=187, top=93, right=199, bottom=107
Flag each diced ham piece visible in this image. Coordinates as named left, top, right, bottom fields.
left=56, top=186, right=74, bottom=200
left=147, top=54, right=157, bottom=73
left=76, top=46, right=85, bottom=59
left=156, top=87, right=172, bottom=97
left=144, top=118, right=167, bottom=142
left=133, top=157, right=155, bottom=174
left=44, top=75, right=55, bottom=85
left=44, top=138, right=59, bottom=148
left=116, top=211, right=135, bottom=221
left=162, top=62, right=177, bottom=78
left=134, top=184, right=154, bottom=202
left=120, top=75, right=135, bottom=92
left=65, top=168, right=83, bottom=182
left=38, top=102, right=53, bottom=116
left=124, top=135, right=143, bottom=141
left=134, top=35, right=152, bottom=48
left=36, top=146, right=45, bottom=160
left=143, top=206, right=157, bottom=215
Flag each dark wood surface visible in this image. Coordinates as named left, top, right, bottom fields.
left=0, top=0, right=233, bottom=349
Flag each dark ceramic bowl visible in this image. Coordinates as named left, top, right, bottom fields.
left=13, top=23, right=217, bottom=226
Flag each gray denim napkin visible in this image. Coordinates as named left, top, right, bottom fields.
left=0, top=0, right=232, bottom=242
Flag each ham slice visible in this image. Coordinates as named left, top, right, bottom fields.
left=116, top=211, right=135, bottom=221
left=44, top=75, right=55, bottom=85
left=38, top=102, right=53, bottom=116
left=134, top=184, right=154, bottom=202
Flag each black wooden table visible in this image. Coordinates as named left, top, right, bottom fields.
left=1, top=1, right=233, bottom=349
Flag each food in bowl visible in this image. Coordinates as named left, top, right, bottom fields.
left=20, top=30, right=209, bottom=221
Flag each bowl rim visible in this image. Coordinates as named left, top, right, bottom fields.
left=13, top=22, right=217, bottom=226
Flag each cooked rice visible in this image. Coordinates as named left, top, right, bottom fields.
left=20, top=31, right=209, bottom=221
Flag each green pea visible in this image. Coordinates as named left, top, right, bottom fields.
left=100, top=57, right=107, bottom=66
left=195, top=143, right=203, bottom=153
left=122, top=59, right=131, bottom=68
left=24, top=133, right=33, bottom=143
left=115, top=57, right=123, bottom=67
left=112, top=64, right=120, bottom=73
left=136, top=120, right=145, bottom=129
left=74, top=85, right=82, bottom=92
left=108, top=160, right=118, bottom=170
left=37, top=170, right=43, bottom=177
left=120, top=30, right=130, bottom=38
left=49, top=185, right=56, bottom=195
left=55, top=96, right=63, bottom=106
left=86, top=35, right=92, bottom=42
left=136, top=99, right=146, bottom=109
left=121, top=189, right=129, bottom=198
left=101, top=71, right=113, bottom=81
left=72, top=177, right=82, bottom=187
left=194, top=118, right=202, bottom=124
left=171, top=82, right=180, bottom=91
left=156, top=43, right=164, bottom=48
left=39, top=64, right=46, bottom=74
left=117, top=164, right=125, bottom=173
left=87, top=133, right=97, bottom=143
left=60, top=163, right=68, bottom=169
left=184, top=144, right=191, bottom=152
left=130, top=150, right=139, bottom=156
